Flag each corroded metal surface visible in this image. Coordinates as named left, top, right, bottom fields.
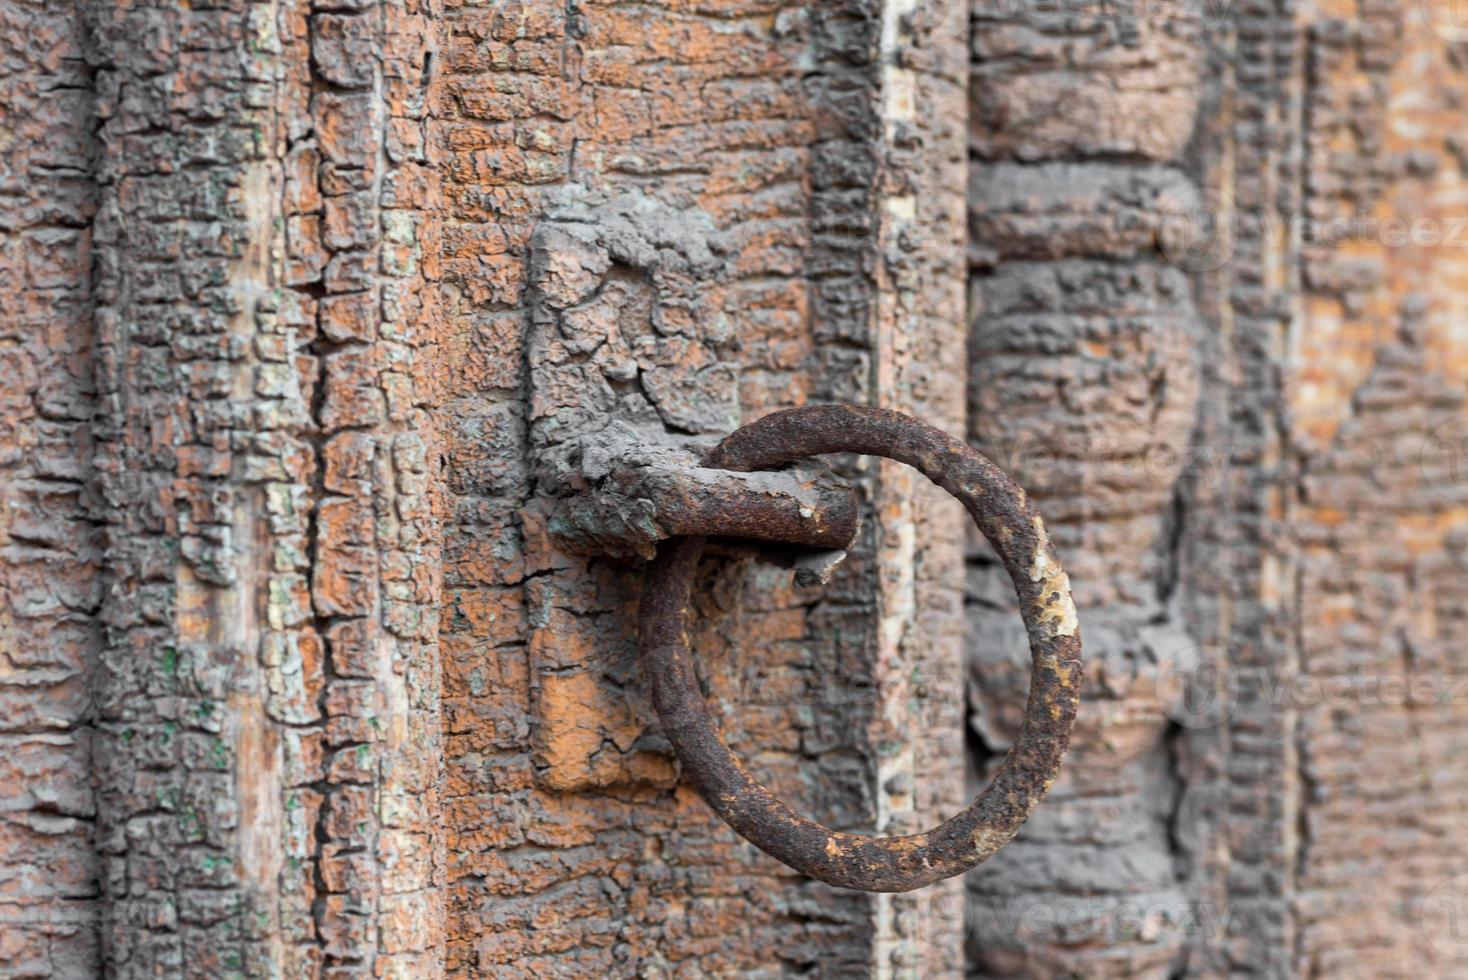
left=547, top=439, right=860, bottom=561
left=638, top=404, right=1083, bottom=892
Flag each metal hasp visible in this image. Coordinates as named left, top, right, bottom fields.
left=638, top=404, right=1083, bottom=892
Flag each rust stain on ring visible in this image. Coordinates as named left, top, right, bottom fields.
left=637, top=404, right=1083, bottom=893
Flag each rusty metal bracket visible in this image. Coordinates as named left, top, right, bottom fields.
left=638, top=404, right=1083, bottom=893
left=544, top=426, right=860, bottom=568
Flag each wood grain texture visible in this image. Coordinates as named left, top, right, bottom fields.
left=2, top=0, right=970, bottom=976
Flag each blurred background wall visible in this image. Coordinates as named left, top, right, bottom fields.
left=963, top=0, right=1468, bottom=974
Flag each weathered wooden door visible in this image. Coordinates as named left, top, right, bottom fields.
left=5, top=0, right=1468, bottom=977
left=4, top=0, right=973, bottom=974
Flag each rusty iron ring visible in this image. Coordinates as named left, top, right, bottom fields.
left=637, top=404, right=1082, bottom=892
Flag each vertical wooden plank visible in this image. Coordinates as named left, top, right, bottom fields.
left=0, top=1, right=102, bottom=975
